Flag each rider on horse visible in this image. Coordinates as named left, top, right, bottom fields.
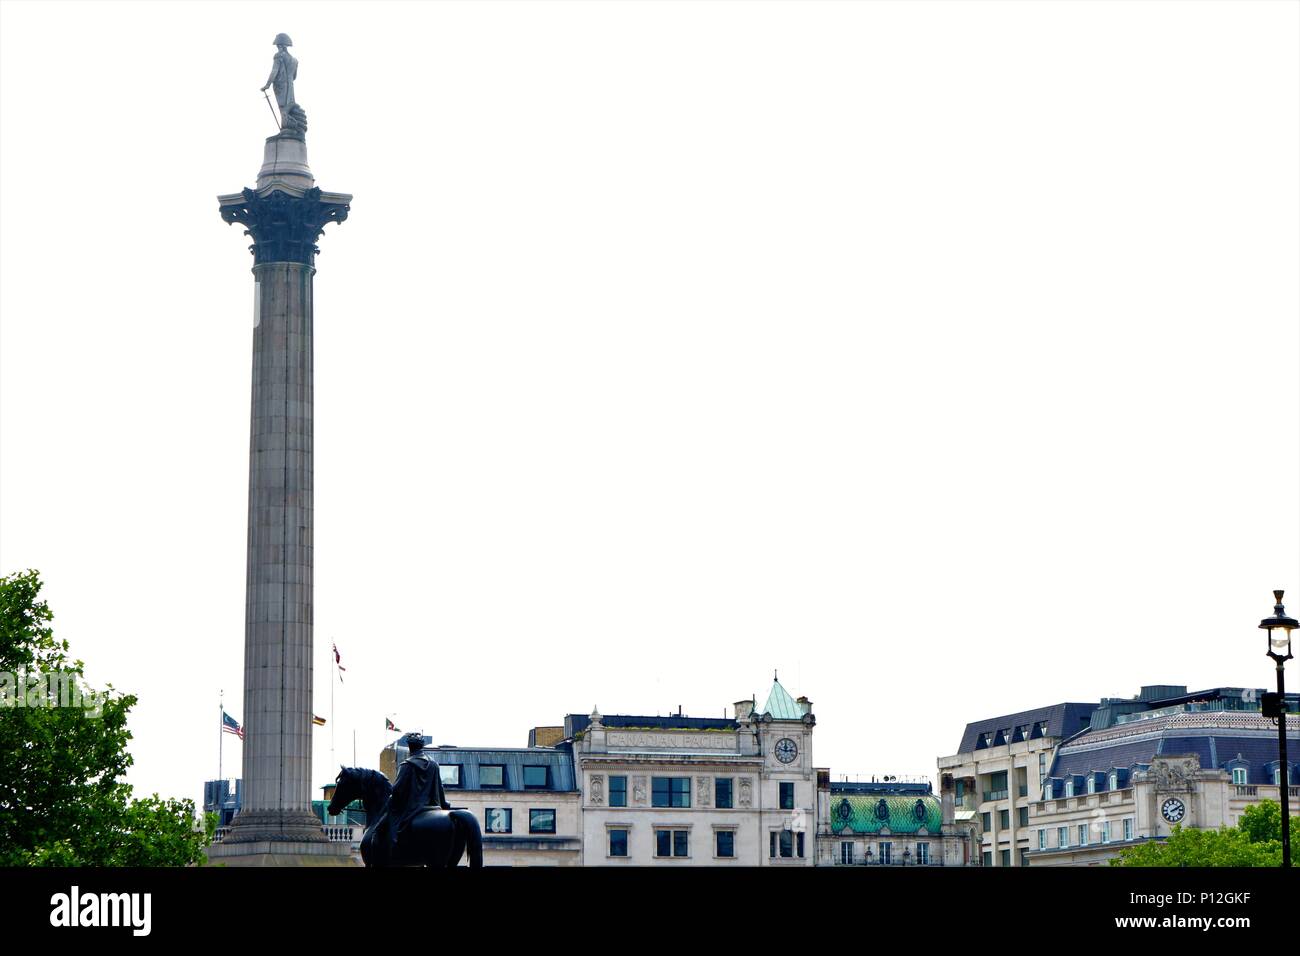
left=374, top=732, right=453, bottom=863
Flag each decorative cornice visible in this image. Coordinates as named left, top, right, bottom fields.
left=219, top=186, right=350, bottom=265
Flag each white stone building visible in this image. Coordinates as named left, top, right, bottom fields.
left=571, top=678, right=819, bottom=866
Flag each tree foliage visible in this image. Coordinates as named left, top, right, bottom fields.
left=0, top=570, right=212, bottom=866
left=1112, top=799, right=1298, bottom=867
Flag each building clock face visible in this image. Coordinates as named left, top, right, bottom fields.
left=775, top=737, right=798, bottom=764
left=1161, top=798, right=1186, bottom=824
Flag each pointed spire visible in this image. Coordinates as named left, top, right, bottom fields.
left=759, top=673, right=802, bottom=720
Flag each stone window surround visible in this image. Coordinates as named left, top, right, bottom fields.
left=652, top=822, right=693, bottom=859
left=712, top=824, right=738, bottom=860
left=605, top=824, right=630, bottom=860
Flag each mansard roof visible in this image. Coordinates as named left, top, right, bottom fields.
left=393, top=743, right=578, bottom=792
left=828, top=794, right=944, bottom=836
left=956, top=702, right=1098, bottom=754
left=1049, top=711, right=1299, bottom=786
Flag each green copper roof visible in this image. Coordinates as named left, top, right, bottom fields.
left=759, top=678, right=803, bottom=720
left=828, top=795, right=944, bottom=835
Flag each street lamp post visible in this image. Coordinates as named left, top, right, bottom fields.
left=1258, top=590, right=1296, bottom=868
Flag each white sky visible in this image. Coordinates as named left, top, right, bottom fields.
left=1, top=1, right=1297, bottom=807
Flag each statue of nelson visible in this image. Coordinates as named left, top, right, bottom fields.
left=261, top=33, right=307, bottom=132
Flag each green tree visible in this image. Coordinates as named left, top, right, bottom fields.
left=0, top=569, right=212, bottom=866
left=1112, top=799, right=1298, bottom=867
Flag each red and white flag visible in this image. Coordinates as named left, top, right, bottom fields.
left=332, top=642, right=346, bottom=683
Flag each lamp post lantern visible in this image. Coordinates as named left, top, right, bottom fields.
left=1258, top=590, right=1296, bottom=868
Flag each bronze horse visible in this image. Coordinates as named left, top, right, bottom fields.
left=328, top=766, right=483, bottom=867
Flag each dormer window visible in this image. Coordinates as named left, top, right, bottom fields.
left=1275, top=767, right=1283, bottom=786
left=1064, top=780, right=1074, bottom=798
left=1086, top=776, right=1095, bottom=795
left=1232, top=767, right=1247, bottom=786
left=1108, top=771, right=1118, bottom=791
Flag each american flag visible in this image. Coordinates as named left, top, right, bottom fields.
left=222, top=711, right=244, bottom=740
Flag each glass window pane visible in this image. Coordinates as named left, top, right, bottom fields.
left=609, top=829, right=627, bottom=857
left=479, top=765, right=504, bottom=787
left=529, top=809, right=555, bottom=834
left=523, top=765, right=548, bottom=788
left=484, top=807, right=511, bottom=833
left=673, top=830, right=688, bottom=857
left=656, top=829, right=671, bottom=857
left=610, top=776, right=627, bottom=807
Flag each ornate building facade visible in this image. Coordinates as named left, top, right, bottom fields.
left=571, top=678, right=818, bottom=866
left=1026, top=699, right=1299, bottom=866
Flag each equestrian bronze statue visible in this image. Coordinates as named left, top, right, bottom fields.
left=328, top=734, right=483, bottom=867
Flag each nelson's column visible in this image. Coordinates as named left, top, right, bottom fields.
left=206, top=34, right=353, bottom=865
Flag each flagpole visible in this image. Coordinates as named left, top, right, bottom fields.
left=218, top=689, right=223, bottom=787
left=330, top=642, right=336, bottom=771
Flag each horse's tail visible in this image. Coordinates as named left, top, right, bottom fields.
left=450, top=809, right=483, bottom=868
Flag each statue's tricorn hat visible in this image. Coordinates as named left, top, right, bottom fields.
left=274, top=33, right=293, bottom=47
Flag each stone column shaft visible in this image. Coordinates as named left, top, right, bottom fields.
left=240, top=261, right=316, bottom=823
